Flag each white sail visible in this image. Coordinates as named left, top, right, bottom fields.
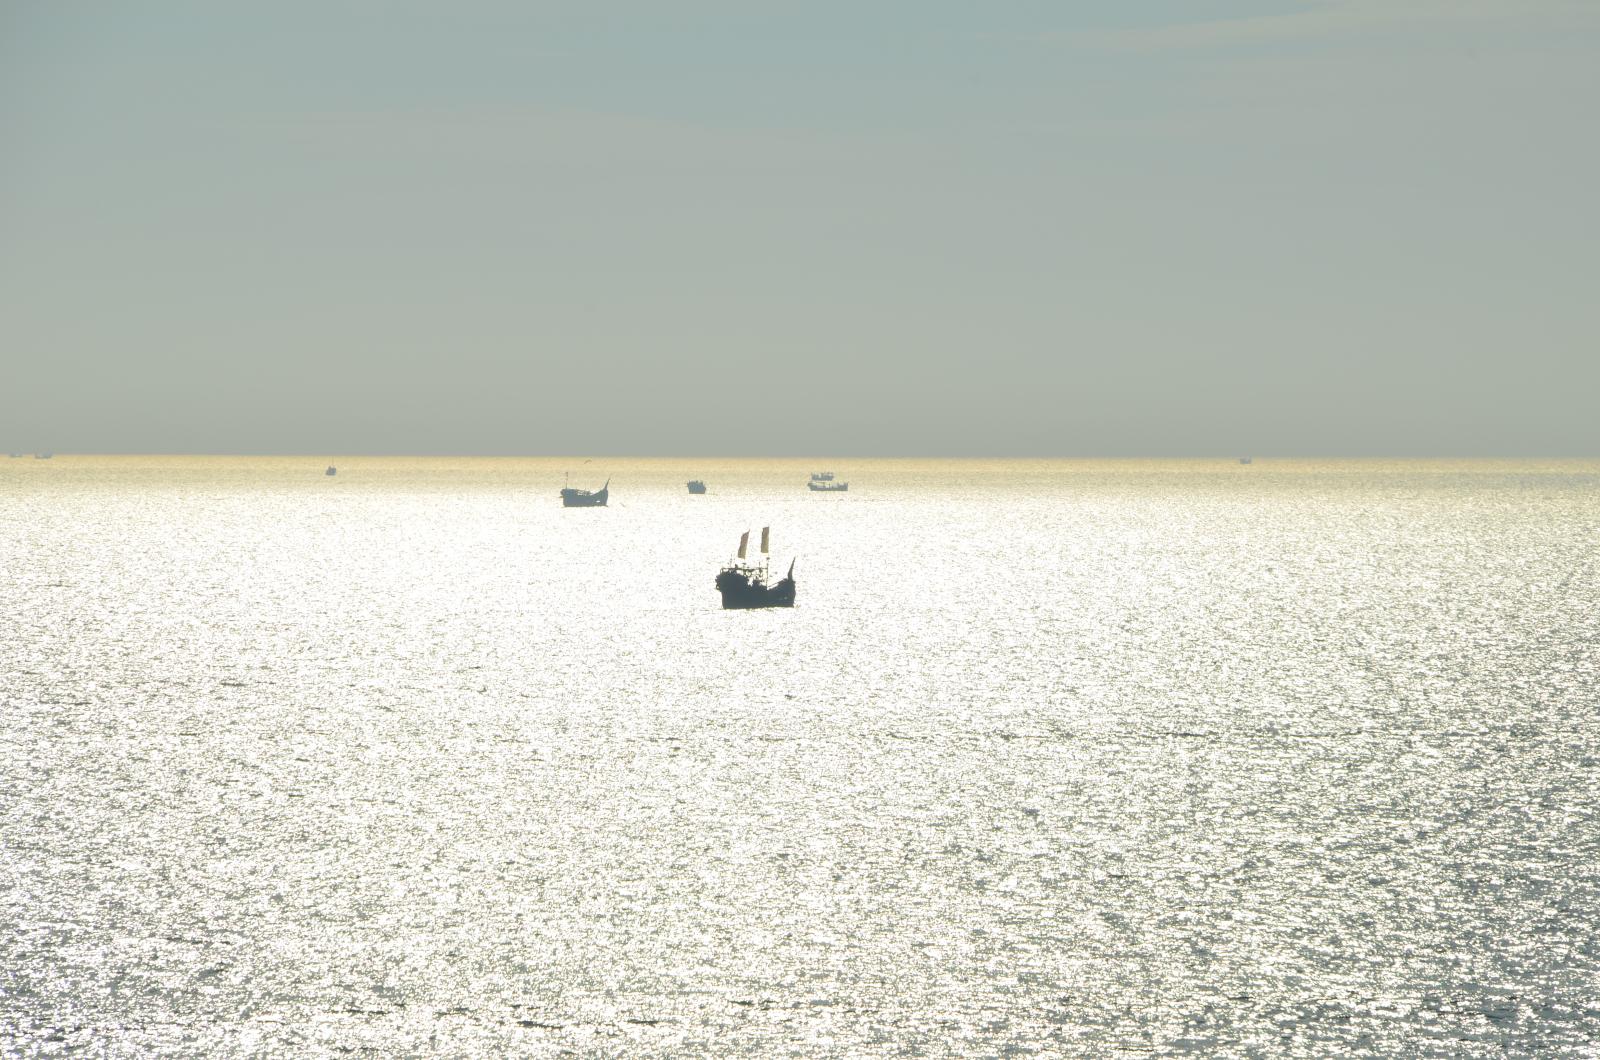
left=737, top=531, right=749, bottom=560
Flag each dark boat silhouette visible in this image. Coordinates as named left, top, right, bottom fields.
left=716, top=528, right=795, bottom=609
left=325, top=465, right=337, bottom=476
left=561, top=477, right=609, bottom=507
left=687, top=480, right=707, bottom=494
left=810, top=471, right=834, bottom=481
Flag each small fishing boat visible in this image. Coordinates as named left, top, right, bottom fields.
left=716, top=527, right=796, bottom=609
left=325, top=466, right=337, bottom=476
left=687, top=480, right=707, bottom=494
left=561, top=477, right=609, bottom=507
left=1239, top=457, right=1253, bottom=465
left=808, top=479, right=847, bottom=492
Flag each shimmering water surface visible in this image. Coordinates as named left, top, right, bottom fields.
left=2, top=457, right=1597, bottom=1056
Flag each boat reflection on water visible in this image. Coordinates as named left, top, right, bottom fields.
left=716, top=527, right=795, bottom=609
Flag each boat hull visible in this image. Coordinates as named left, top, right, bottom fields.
left=561, top=486, right=608, bottom=507
left=807, top=482, right=847, bottom=492
left=716, top=570, right=796, bottom=609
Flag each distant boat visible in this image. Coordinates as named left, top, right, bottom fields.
left=34, top=453, right=52, bottom=460
left=1239, top=457, right=1253, bottom=465
left=561, top=477, right=609, bottom=507
left=808, top=479, right=848, bottom=492
left=687, top=480, right=707, bottom=494
left=325, top=466, right=337, bottom=476
left=716, top=527, right=795, bottom=609
left=810, top=471, right=834, bottom=481
left=7, top=453, right=22, bottom=459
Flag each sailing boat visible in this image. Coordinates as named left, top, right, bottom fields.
left=561, top=475, right=609, bottom=507
left=716, top=526, right=796, bottom=609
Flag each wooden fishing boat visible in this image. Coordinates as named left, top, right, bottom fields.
left=716, top=527, right=795, bottom=609
left=561, top=477, right=609, bottom=507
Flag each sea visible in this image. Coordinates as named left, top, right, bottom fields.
left=2, top=456, right=1597, bottom=1056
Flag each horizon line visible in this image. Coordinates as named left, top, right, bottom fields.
left=8, top=453, right=1600, bottom=462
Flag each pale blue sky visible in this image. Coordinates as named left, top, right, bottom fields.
left=3, top=1, right=1596, bottom=454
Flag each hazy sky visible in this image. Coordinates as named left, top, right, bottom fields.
left=3, top=1, right=1596, bottom=455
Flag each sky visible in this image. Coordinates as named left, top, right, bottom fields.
left=2, top=0, right=1596, bottom=456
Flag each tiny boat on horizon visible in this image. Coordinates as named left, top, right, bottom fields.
left=687, top=480, right=707, bottom=494
left=562, top=477, right=609, bottom=507
left=325, top=466, right=337, bottom=476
